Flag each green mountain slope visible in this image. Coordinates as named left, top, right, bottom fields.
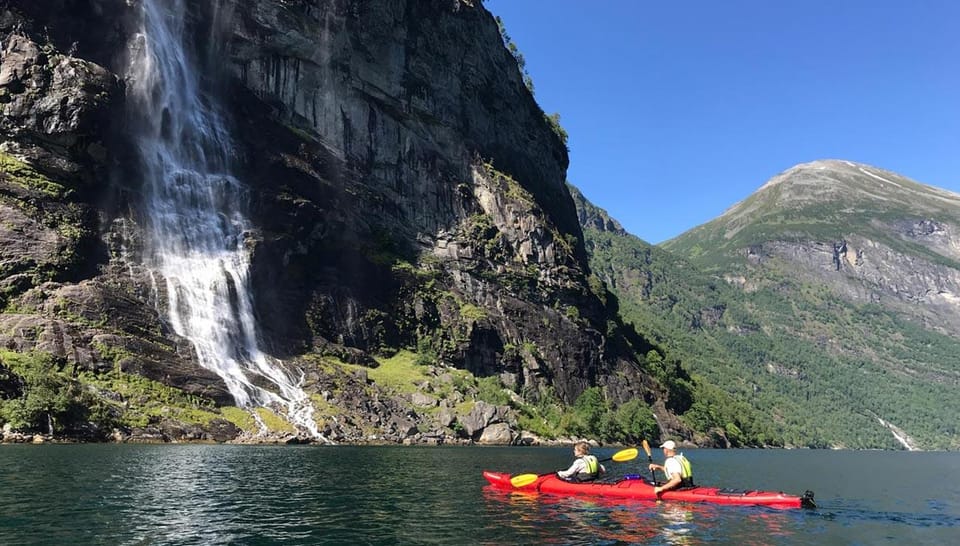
left=575, top=160, right=960, bottom=450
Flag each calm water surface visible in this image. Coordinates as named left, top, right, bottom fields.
left=0, top=445, right=957, bottom=545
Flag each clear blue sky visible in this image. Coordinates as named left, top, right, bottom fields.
left=484, top=0, right=960, bottom=243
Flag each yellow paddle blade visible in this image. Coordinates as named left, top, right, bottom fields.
left=641, top=439, right=652, bottom=457
left=509, top=473, right=540, bottom=487
left=611, top=447, right=639, bottom=462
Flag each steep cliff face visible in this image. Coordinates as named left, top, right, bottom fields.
left=0, top=0, right=666, bottom=443
left=212, top=0, right=658, bottom=406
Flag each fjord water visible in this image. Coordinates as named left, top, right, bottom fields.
left=1, top=446, right=957, bottom=545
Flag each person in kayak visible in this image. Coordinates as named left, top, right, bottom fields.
left=557, top=441, right=605, bottom=482
left=648, top=440, right=694, bottom=494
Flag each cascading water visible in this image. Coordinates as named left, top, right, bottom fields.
left=125, top=0, right=324, bottom=440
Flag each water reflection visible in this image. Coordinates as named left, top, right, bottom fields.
left=659, top=503, right=695, bottom=544
left=483, top=485, right=798, bottom=545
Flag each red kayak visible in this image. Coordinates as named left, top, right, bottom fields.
left=482, top=471, right=815, bottom=510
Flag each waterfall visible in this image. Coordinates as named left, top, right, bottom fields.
left=876, top=416, right=917, bottom=451
left=125, top=0, right=323, bottom=440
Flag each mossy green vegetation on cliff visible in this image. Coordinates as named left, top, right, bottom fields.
left=0, top=349, right=233, bottom=437
left=0, top=347, right=318, bottom=440
left=316, top=350, right=664, bottom=445
left=0, top=152, right=71, bottom=199
left=0, top=350, right=103, bottom=434
left=0, top=342, right=667, bottom=444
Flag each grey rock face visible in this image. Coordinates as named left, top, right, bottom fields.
left=0, top=0, right=665, bottom=442
left=765, top=233, right=960, bottom=336
left=0, top=33, right=120, bottom=178
left=218, top=0, right=654, bottom=406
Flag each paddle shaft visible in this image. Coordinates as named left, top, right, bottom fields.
left=642, top=440, right=657, bottom=486
left=536, top=452, right=620, bottom=478
left=510, top=447, right=639, bottom=487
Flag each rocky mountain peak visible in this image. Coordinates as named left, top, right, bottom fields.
left=667, top=159, right=960, bottom=252
left=741, top=159, right=960, bottom=218
left=568, top=184, right=627, bottom=237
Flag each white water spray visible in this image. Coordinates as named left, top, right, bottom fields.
left=125, top=0, right=323, bottom=439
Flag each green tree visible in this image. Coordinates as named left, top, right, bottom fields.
left=607, top=399, right=659, bottom=443
left=571, top=386, right=606, bottom=436
left=495, top=16, right=534, bottom=94
left=0, top=352, right=91, bottom=434
left=545, top=112, right=569, bottom=146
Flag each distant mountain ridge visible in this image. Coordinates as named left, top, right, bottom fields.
left=576, top=160, right=960, bottom=450
left=670, top=159, right=960, bottom=259
left=664, top=160, right=960, bottom=338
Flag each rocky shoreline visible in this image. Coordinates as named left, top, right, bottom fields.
left=1, top=422, right=585, bottom=447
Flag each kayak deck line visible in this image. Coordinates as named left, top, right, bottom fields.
left=482, top=471, right=816, bottom=510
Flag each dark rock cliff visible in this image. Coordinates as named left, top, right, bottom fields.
left=0, top=0, right=671, bottom=443
left=221, top=0, right=660, bottom=401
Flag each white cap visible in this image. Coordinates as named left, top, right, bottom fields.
left=660, top=440, right=676, bottom=450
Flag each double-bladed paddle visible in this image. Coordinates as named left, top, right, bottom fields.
left=509, top=447, right=639, bottom=487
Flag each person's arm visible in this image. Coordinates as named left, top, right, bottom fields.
left=557, top=458, right=584, bottom=479
left=653, top=472, right=681, bottom=494
left=654, top=459, right=683, bottom=494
